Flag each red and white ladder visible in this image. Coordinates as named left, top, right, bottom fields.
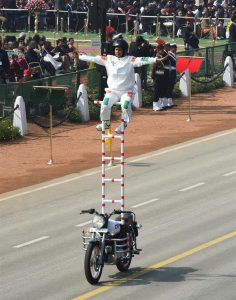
left=101, top=119, right=125, bottom=224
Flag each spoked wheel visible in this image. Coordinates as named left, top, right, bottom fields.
left=84, top=242, right=103, bottom=284
left=116, top=254, right=132, bottom=272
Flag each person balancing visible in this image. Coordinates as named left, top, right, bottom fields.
left=79, top=38, right=167, bottom=134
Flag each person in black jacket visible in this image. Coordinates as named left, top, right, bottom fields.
left=183, top=21, right=199, bottom=50
left=0, top=40, right=10, bottom=83
left=152, top=44, right=170, bottom=111
left=96, top=31, right=114, bottom=100
left=166, top=43, right=177, bottom=108
left=229, top=15, right=236, bottom=43
left=129, top=36, right=154, bottom=89
left=4, top=0, right=16, bottom=32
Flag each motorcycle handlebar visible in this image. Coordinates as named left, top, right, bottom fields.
left=80, top=209, right=96, bottom=215
left=113, top=209, right=134, bottom=215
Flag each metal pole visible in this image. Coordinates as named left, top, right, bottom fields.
left=125, top=15, right=128, bottom=35
left=28, top=10, right=31, bottom=33
left=187, top=70, right=192, bottom=122
left=56, top=10, right=59, bottom=34
left=156, top=15, right=160, bottom=38
left=60, top=17, right=63, bottom=33
left=67, top=9, right=70, bottom=33
left=48, top=104, right=54, bottom=165
left=172, top=14, right=176, bottom=41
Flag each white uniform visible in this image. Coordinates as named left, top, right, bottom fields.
left=80, top=54, right=156, bottom=123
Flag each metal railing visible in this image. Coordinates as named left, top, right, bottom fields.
left=0, top=68, right=101, bottom=117
left=0, top=8, right=231, bottom=38
left=177, top=42, right=236, bottom=77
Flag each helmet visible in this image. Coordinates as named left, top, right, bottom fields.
left=112, top=39, right=129, bottom=53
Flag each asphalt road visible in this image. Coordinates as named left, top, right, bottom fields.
left=1, top=129, right=236, bottom=300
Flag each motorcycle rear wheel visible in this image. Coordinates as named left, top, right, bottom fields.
left=84, top=242, right=103, bottom=284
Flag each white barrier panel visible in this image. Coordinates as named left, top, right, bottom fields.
left=179, top=69, right=191, bottom=97
left=77, top=84, right=90, bottom=121
left=13, top=96, right=27, bottom=136
left=133, top=73, right=142, bottom=108
left=223, top=56, right=234, bottom=87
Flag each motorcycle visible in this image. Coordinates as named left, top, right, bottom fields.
left=81, top=208, right=142, bottom=284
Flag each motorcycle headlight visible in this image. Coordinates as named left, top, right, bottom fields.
left=93, top=215, right=105, bottom=229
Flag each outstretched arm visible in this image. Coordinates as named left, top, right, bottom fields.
left=79, top=54, right=107, bottom=66
left=131, top=55, right=168, bottom=67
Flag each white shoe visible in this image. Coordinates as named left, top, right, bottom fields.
left=167, top=98, right=174, bottom=107
left=162, top=97, right=168, bottom=108
left=153, top=106, right=163, bottom=111
left=115, top=122, right=127, bottom=134
left=96, top=121, right=110, bottom=131
left=158, top=98, right=165, bottom=109
left=154, top=99, right=164, bottom=111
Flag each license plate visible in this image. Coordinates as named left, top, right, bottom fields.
left=89, top=228, right=108, bottom=233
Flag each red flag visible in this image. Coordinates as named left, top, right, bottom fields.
left=188, top=57, right=204, bottom=73
left=176, top=57, right=191, bottom=73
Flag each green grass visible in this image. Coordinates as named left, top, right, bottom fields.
left=3, top=30, right=228, bottom=51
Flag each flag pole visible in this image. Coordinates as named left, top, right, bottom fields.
left=48, top=104, right=54, bottom=165
left=187, top=71, right=192, bottom=122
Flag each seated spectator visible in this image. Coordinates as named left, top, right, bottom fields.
left=176, top=10, right=186, bottom=37
left=69, top=50, right=88, bottom=71
left=68, top=38, right=76, bottom=52
left=21, top=68, right=32, bottom=82
left=18, top=32, right=26, bottom=44
left=25, top=40, right=55, bottom=77
left=200, top=12, right=211, bottom=37
left=9, top=54, right=23, bottom=82
left=185, top=8, right=195, bottom=24
left=51, top=38, right=71, bottom=72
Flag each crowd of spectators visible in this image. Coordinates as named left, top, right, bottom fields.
left=0, top=32, right=88, bottom=83
left=0, top=0, right=236, bottom=84
left=107, top=0, right=236, bottom=39
left=0, top=0, right=235, bottom=38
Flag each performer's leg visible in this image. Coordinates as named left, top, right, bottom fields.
left=120, top=91, right=133, bottom=124
left=100, top=89, right=119, bottom=121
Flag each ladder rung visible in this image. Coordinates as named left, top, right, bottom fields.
left=103, top=199, right=122, bottom=203
left=103, top=134, right=123, bottom=139
left=104, top=156, right=122, bottom=161
left=104, top=178, right=122, bottom=182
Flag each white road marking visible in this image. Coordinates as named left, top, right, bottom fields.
left=223, top=170, right=236, bottom=177
left=0, top=170, right=100, bottom=202
left=75, top=221, right=92, bottom=227
left=13, top=236, right=49, bottom=249
left=1, top=129, right=236, bottom=203
left=132, top=198, right=159, bottom=208
left=179, top=182, right=205, bottom=192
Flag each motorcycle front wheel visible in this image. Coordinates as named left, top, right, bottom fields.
left=116, top=255, right=132, bottom=272
left=84, top=242, right=103, bottom=284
